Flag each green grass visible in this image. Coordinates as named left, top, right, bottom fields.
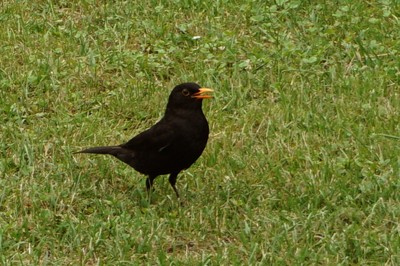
left=1, top=0, right=400, bottom=264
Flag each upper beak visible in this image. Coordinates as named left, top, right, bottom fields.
left=192, top=88, right=213, bottom=99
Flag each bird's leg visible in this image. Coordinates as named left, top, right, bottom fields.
left=146, top=175, right=156, bottom=195
left=168, top=173, right=180, bottom=198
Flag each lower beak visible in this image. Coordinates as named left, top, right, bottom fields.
left=192, top=88, right=213, bottom=99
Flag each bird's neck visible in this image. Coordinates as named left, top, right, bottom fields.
left=164, top=106, right=203, bottom=119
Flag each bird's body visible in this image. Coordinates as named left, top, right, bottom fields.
left=77, top=83, right=212, bottom=198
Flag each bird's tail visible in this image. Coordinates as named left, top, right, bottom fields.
left=75, top=146, right=122, bottom=156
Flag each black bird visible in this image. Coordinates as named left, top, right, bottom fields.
left=77, top=83, right=213, bottom=198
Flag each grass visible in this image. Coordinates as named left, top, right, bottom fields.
left=1, top=0, right=399, bottom=264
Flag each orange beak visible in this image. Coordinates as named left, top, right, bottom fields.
left=192, top=88, right=213, bottom=99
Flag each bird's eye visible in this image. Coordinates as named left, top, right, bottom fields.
left=182, top=89, right=190, bottom=96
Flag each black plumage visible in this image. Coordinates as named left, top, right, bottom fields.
left=77, top=83, right=213, bottom=198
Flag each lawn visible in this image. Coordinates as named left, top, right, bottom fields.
left=1, top=0, right=399, bottom=264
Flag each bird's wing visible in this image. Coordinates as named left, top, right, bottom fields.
left=121, top=120, right=176, bottom=152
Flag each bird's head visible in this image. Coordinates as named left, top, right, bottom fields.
left=167, top=83, right=213, bottom=110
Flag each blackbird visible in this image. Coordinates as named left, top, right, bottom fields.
left=77, top=83, right=213, bottom=198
